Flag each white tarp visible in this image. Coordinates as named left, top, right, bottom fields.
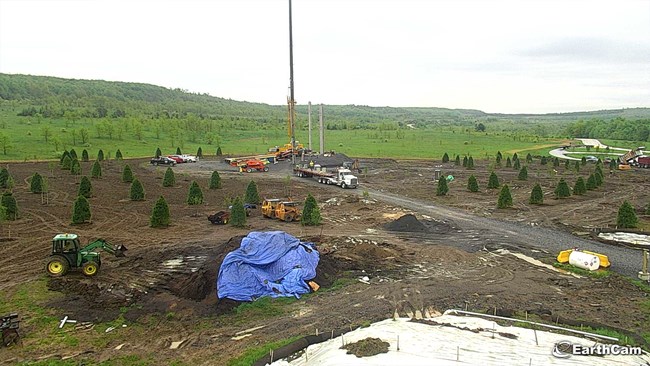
left=270, top=315, right=649, bottom=366
left=599, top=232, right=650, bottom=246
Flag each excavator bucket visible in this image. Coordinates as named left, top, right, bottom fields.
left=114, top=244, right=127, bottom=257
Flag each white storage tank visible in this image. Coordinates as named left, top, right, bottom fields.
left=568, top=251, right=600, bottom=271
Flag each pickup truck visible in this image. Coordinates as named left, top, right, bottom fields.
left=150, top=157, right=177, bottom=166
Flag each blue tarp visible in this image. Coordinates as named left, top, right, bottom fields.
left=216, top=231, right=320, bottom=301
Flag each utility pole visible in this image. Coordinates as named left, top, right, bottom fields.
left=288, top=0, right=296, bottom=165
left=308, top=101, right=312, bottom=152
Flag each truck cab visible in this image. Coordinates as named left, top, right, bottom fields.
left=336, top=168, right=358, bottom=189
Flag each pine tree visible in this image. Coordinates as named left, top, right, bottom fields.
left=30, top=172, right=44, bottom=193
left=61, top=155, right=72, bottom=170
left=497, top=184, right=513, bottom=209
left=97, top=149, right=104, bottom=161
left=71, top=195, right=91, bottom=224
left=209, top=171, right=222, bottom=189
left=187, top=181, right=203, bottom=205
left=130, top=178, right=145, bottom=201
left=496, top=151, right=503, bottom=162
left=540, top=156, right=548, bottom=165
left=513, top=158, right=521, bottom=170
left=216, top=146, right=223, bottom=156
left=594, top=171, right=603, bottom=187
left=69, top=148, right=78, bottom=160
left=554, top=178, right=571, bottom=198
left=487, top=172, right=500, bottom=189
left=60, top=150, right=70, bottom=165
left=609, top=159, right=617, bottom=170
left=115, top=149, right=123, bottom=160
left=564, top=159, right=570, bottom=169
left=91, top=161, right=102, bottom=178
left=163, top=167, right=176, bottom=187
left=197, top=147, right=203, bottom=158
left=513, top=153, right=518, bottom=161
left=122, top=164, right=134, bottom=183
left=436, top=176, right=449, bottom=196
left=229, top=196, right=246, bottom=227
left=0, top=167, right=9, bottom=188
left=581, top=156, right=586, bottom=166
left=176, top=147, right=182, bottom=155
left=70, top=159, right=81, bottom=175
left=529, top=183, right=544, bottom=204
left=526, top=153, right=533, bottom=164
left=518, top=166, right=528, bottom=181
left=462, top=156, right=468, bottom=167
left=81, top=149, right=89, bottom=162
left=301, top=193, right=321, bottom=226
left=1, top=192, right=17, bottom=220
left=506, top=157, right=512, bottom=168
left=616, top=201, right=638, bottom=228
left=586, top=174, right=597, bottom=190
left=155, top=147, right=162, bottom=158
left=454, top=155, right=460, bottom=166
left=78, top=176, right=92, bottom=198
left=573, top=177, right=586, bottom=195
left=553, top=157, right=560, bottom=167
left=442, top=152, right=449, bottom=163
left=150, top=196, right=171, bottom=228
left=467, top=175, right=479, bottom=192
left=595, top=164, right=604, bottom=178
left=574, top=160, right=580, bottom=172
left=244, top=180, right=261, bottom=204
left=467, top=156, right=474, bottom=169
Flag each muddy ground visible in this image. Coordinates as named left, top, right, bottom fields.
left=0, top=155, right=649, bottom=365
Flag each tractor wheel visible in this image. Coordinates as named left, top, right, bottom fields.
left=46, top=256, right=69, bottom=277
left=263, top=167, right=269, bottom=172
left=82, top=261, right=99, bottom=276
left=247, top=168, right=253, bottom=173
left=153, top=162, right=158, bottom=166
left=284, top=214, right=294, bottom=222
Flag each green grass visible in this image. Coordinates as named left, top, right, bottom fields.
left=552, top=262, right=611, bottom=278
left=227, top=336, right=302, bottom=366
left=233, top=296, right=297, bottom=318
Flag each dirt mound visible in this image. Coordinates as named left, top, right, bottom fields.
left=341, top=337, right=390, bottom=358
left=383, top=214, right=453, bottom=234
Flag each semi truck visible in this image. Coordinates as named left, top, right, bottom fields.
left=293, top=164, right=358, bottom=189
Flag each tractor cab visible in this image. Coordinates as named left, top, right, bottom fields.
left=51, top=233, right=81, bottom=268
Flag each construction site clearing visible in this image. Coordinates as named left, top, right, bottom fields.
left=0, top=154, right=649, bottom=365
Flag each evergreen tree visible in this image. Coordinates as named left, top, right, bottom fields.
left=176, top=147, right=182, bottom=155
left=60, top=150, right=70, bottom=165
left=81, top=149, right=89, bottom=162
left=616, top=201, right=638, bottom=228
left=30, top=172, right=44, bottom=193
left=518, top=166, right=528, bottom=181
left=497, top=184, right=513, bottom=209
left=646, top=202, right=650, bottom=215
left=574, top=160, right=580, bottom=172
left=122, top=164, right=134, bottom=183
left=442, top=152, right=449, bottom=163
left=115, top=149, right=123, bottom=160
left=187, top=181, right=204, bottom=205
left=553, top=157, right=560, bottom=167
left=467, top=175, right=479, bottom=192
left=512, top=153, right=519, bottom=161
left=513, top=158, right=521, bottom=170
left=216, top=146, right=223, bottom=156
left=229, top=196, right=246, bottom=227
left=594, top=171, right=603, bottom=187
left=586, top=174, right=597, bottom=190
left=1, top=192, right=17, bottom=220
left=155, top=147, right=162, bottom=158
left=487, top=172, right=500, bottom=189
left=150, top=196, right=171, bottom=228
left=581, top=156, right=586, bottom=166
left=78, top=176, right=92, bottom=198
left=61, top=155, right=72, bottom=170
left=301, top=193, right=322, bottom=226
left=91, top=160, right=102, bottom=178
left=71, top=195, right=91, bottom=224
left=197, top=147, right=203, bottom=158
left=163, top=167, right=175, bottom=187
left=436, top=176, right=449, bottom=196
left=540, top=156, right=548, bottom=165
left=97, top=149, right=104, bottom=161
left=455, top=155, right=460, bottom=166
left=554, top=178, right=571, bottom=198
left=496, top=151, right=503, bottom=162
left=594, top=165, right=604, bottom=181
left=0, top=167, right=9, bottom=188
left=506, top=157, right=512, bottom=168
left=244, top=180, right=261, bottom=204
left=69, top=148, right=78, bottom=160
left=573, top=177, right=586, bottom=195
left=609, top=159, right=617, bottom=170
left=462, top=156, right=468, bottom=167
left=129, top=178, right=145, bottom=201
left=529, top=183, right=544, bottom=204
left=467, top=156, right=474, bottom=169
left=70, top=159, right=81, bottom=175
left=209, top=171, right=222, bottom=189
left=564, top=159, right=570, bottom=169
left=526, top=153, right=533, bottom=164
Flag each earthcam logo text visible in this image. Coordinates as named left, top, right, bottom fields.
left=552, top=340, right=643, bottom=358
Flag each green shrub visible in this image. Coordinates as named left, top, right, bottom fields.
left=518, top=166, right=528, bottom=181
left=71, top=195, right=91, bottom=224
left=209, top=171, right=222, bottom=189
left=454, top=155, right=460, bottom=166
left=70, top=159, right=81, bottom=175
left=564, top=159, right=570, bottom=169
left=197, top=147, right=203, bottom=158
left=155, top=147, right=162, bottom=158
left=163, top=167, right=175, bottom=187
left=462, top=156, right=468, bottom=167
left=81, top=149, right=89, bottom=162
left=505, top=157, right=512, bottom=168
left=244, top=180, right=261, bottom=205
left=176, top=147, right=182, bottom=155
left=586, top=174, right=597, bottom=190
left=30, top=172, right=43, bottom=193
left=553, top=157, right=560, bottom=167
left=187, top=181, right=203, bottom=205
left=122, top=164, right=134, bottom=183
left=526, top=153, right=533, bottom=164
left=91, top=161, right=102, bottom=178
left=78, top=176, right=92, bottom=198
left=467, top=175, right=479, bottom=192
left=61, top=155, right=72, bottom=170
left=229, top=196, right=246, bottom=227
left=442, top=153, right=449, bottom=163
left=554, top=178, right=571, bottom=198
left=617, top=201, right=638, bottom=228
left=216, top=146, right=223, bottom=156
left=0, top=168, right=9, bottom=188
left=487, top=172, right=499, bottom=189
left=130, top=178, right=145, bottom=201
left=581, top=156, right=586, bottom=166
left=497, top=184, right=513, bottom=209
left=59, top=150, right=70, bottom=165
left=529, top=183, right=543, bottom=205
left=1, top=192, right=17, bottom=220
left=467, top=156, right=474, bottom=169
left=540, top=156, right=548, bottom=165
left=150, top=196, right=170, bottom=228
left=513, top=158, right=521, bottom=170
left=69, top=148, right=78, bottom=160
left=301, top=193, right=321, bottom=226
left=436, top=176, right=449, bottom=196
left=97, top=149, right=104, bottom=161
left=115, top=149, right=123, bottom=160
left=573, top=177, right=586, bottom=195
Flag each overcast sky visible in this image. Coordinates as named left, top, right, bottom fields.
left=1, top=0, right=649, bottom=113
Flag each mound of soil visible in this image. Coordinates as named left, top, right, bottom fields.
left=383, top=214, right=429, bottom=232
left=341, top=337, right=390, bottom=358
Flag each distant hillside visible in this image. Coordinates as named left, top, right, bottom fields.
left=1, top=73, right=649, bottom=131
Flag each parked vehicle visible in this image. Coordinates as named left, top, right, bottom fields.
left=150, top=157, right=177, bottom=166
left=179, top=154, right=198, bottom=163
left=585, top=156, right=598, bottom=163
left=46, top=234, right=127, bottom=277
left=294, top=165, right=358, bottom=189
left=239, top=160, right=269, bottom=173
left=275, top=201, right=301, bottom=222
left=166, top=155, right=184, bottom=164
left=262, top=199, right=281, bottom=218
left=208, top=211, right=230, bottom=225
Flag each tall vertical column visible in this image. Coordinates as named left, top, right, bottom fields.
left=308, top=101, right=312, bottom=152
left=319, top=104, right=324, bottom=155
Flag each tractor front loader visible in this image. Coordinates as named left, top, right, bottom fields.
left=46, top=233, right=127, bottom=277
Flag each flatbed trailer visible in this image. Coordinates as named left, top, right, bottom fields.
left=293, top=165, right=358, bottom=189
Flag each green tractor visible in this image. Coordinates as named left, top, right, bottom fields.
left=46, top=233, right=127, bottom=277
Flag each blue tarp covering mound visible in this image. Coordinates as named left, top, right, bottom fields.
left=216, top=231, right=320, bottom=301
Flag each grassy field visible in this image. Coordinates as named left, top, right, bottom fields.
left=0, top=108, right=570, bottom=161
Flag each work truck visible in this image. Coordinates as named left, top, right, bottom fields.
left=294, top=164, right=358, bottom=189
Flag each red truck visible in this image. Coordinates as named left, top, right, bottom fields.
left=636, top=156, right=650, bottom=168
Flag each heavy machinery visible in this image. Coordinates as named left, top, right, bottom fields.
left=46, top=234, right=127, bottom=277
left=294, top=164, right=359, bottom=189
left=262, top=199, right=282, bottom=218
left=275, top=201, right=301, bottom=222
left=207, top=210, right=230, bottom=224
left=1, top=313, right=20, bottom=347
left=232, top=159, right=269, bottom=173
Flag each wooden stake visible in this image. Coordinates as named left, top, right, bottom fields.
left=534, top=330, right=538, bottom=346
left=456, top=346, right=460, bottom=361
left=397, top=335, right=400, bottom=351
